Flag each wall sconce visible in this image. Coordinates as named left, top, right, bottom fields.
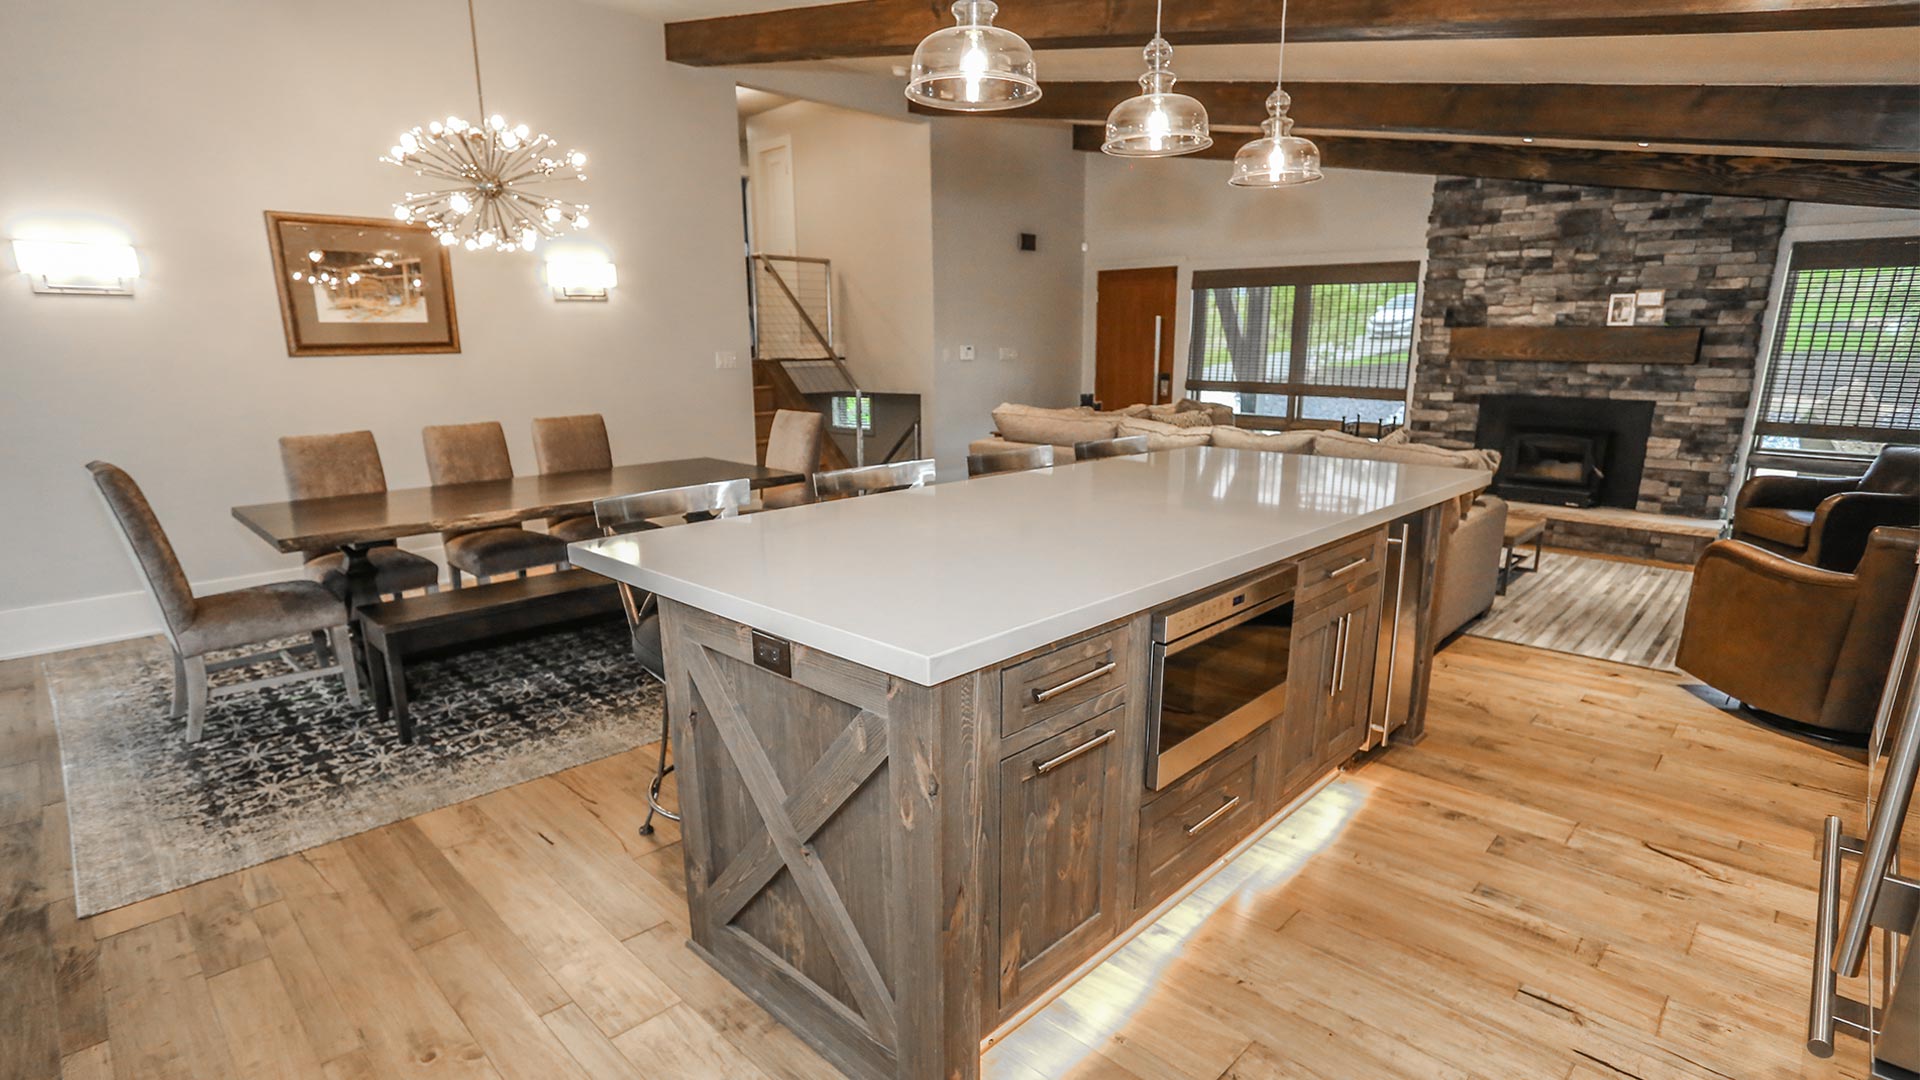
left=545, top=258, right=617, bottom=302
left=11, top=239, right=140, bottom=295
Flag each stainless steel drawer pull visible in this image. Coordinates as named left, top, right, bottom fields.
left=1034, top=729, right=1116, bottom=774
left=1328, top=556, right=1369, bottom=579
left=1807, top=815, right=1878, bottom=1056
left=1186, top=795, right=1242, bottom=836
left=1032, top=661, right=1117, bottom=703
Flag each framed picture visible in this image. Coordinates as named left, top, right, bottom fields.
left=1637, top=304, right=1668, bottom=325
left=1635, top=288, right=1666, bottom=308
left=264, top=211, right=460, bottom=356
left=1606, top=293, right=1638, bottom=327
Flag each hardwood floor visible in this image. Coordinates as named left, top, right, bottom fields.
left=0, top=635, right=1868, bottom=1079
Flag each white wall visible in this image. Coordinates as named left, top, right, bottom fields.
left=0, top=0, right=755, bottom=658
left=743, top=101, right=936, bottom=402
left=929, top=120, right=1087, bottom=468
left=1082, top=155, right=1437, bottom=398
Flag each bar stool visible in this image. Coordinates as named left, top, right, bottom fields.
left=592, top=478, right=750, bottom=835
left=967, top=444, right=1054, bottom=478
left=811, top=458, right=936, bottom=500
left=1072, top=435, right=1151, bottom=460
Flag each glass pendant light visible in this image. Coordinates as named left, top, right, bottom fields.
left=905, top=1, right=1040, bottom=112
left=1102, top=0, right=1211, bottom=157
left=1229, top=0, right=1323, bottom=188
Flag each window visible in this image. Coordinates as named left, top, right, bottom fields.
left=829, top=393, right=872, bottom=432
left=1753, top=236, right=1919, bottom=466
left=1186, top=262, right=1418, bottom=430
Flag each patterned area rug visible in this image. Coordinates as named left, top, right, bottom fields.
left=45, top=620, right=661, bottom=916
left=1464, top=552, right=1693, bottom=672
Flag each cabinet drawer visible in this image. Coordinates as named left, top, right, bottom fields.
left=1296, top=529, right=1386, bottom=608
left=1136, top=735, right=1264, bottom=912
left=1000, top=625, right=1129, bottom=741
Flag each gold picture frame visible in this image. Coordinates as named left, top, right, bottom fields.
left=265, top=211, right=460, bottom=356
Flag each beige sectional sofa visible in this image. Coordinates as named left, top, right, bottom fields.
left=970, top=403, right=1509, bottom=638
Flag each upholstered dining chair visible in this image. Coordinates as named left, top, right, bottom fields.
left=87, top=462, right=361, bottom=742
left=967, top=443, right=1055, bottom=477
left=280, top=431, right=441, bottom=600
left=1073, top=435, right=1151, bottom=460
left=811, top=458, right=936, bottom=500
left=759, top=409, right=825, bottom=510
left=593, top=478, right=750, bottom=836
left=531, top=413, right=612, bottom=543
left=421, top=422, right=570, bottom=588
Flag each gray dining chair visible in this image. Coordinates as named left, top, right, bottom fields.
left=967, top=443, right=1055, bottom=478
left=87, top=462, right=361, bottom=743
left=532, top=413, right=612, bottom=543
left=812, top=458, right=937, bottom=500
left=1073, top=435, right=1151, bottom=460
left=280, top=431, right=441, bottom=600
left=593, top=478, right=750, bottom=836
left=760, top=409, right=825, bottom=510
left=421, top=422, right=570, bottom=588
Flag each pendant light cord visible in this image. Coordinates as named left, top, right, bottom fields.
left=1155, top=0, right=1163, bottom=39
left=1277, top=0, right=1288, bottom=89
left=466, top=0, right=487, bottom=119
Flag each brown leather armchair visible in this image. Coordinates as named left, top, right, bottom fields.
left=1677, top=526, right=1917, bottom=739
left=1731, top=445, right=1919, bottom=571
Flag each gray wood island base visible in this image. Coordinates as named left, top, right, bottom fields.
left=567, top=448, right=1485, bottom=1079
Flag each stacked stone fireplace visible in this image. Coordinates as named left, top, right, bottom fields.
left=1410, top=178, right=1789, bottom=556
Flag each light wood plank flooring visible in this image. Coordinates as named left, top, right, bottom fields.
left=0, top=635, right=1868, bottom=1079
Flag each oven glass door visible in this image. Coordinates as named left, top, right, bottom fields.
left=1151, top=594, right=1293, bottom=789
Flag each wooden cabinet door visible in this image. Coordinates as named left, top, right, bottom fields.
left=1280, top=608, right=1338, bottom=798
left=997, top=711, right=1126, bottom=1012
left=1323, top=594, right=1380, bottom=766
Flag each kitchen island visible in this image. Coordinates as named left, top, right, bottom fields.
left=569, top=447, right=1488, bottom=1080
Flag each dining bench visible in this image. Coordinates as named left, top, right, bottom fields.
left=358, top=569, right=623, bottom=742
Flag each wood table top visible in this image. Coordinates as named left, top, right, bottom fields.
left=232, top=457, right=803, bottom=553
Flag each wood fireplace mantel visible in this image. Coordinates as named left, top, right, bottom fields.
left=1449, top=325, right=1703, bottom=365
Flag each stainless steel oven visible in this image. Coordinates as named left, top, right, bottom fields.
left=1146, top=565, right=1296, bottom=791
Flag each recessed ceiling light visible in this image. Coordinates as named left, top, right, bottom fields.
left=1521, top=137, right=1534, bottom=143
left=1637, top=141, right=1650, bottom=147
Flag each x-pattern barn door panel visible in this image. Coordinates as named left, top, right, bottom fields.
left=659, top=599, right=971, bottom=1079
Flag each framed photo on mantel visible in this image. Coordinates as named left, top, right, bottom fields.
left=264, top=211, right=460, bottom=356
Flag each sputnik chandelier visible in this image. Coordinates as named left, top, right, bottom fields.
left=380, top=0, right=591, bottom=253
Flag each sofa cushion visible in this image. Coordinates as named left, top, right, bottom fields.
left=1735, top=505, right=1815, bottom=550
left=1209, top=426, right=1317, bottom=454
left=1313, top=438, right=1499, bottom=474
left=969, top=435, right=1079, bottom=463
left=1117, top=416, right=1212, bottom=451
left=992, top=403, right=1117, bottom=447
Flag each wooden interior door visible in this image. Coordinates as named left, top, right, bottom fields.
left=1095, top=267, right=1178, bottom=409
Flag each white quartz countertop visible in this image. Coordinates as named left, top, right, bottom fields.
left=568, top=447, right=1487, bottom=685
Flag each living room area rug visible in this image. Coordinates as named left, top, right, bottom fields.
left=43, top=620, right=661, bottom=917
left=1464, top=552, right=1692, bottom=672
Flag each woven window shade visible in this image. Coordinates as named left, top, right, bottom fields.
left=1757, top=237, right=1920, bottom=444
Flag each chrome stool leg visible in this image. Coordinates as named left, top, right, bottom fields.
left=639, top=710, right=678, bottom=835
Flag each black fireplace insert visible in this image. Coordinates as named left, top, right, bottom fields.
left=1474, top=395, right=1655, bottom=509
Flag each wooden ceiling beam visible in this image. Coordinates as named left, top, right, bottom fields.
left=666, top=0, right=1920, bottom=66
left=916, top=82, right=1920, bottom=156
left=1067, top=124, right=1920, bottom=208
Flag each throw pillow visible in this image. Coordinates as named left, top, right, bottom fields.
left=1378, top=428, right=1412, bottom=445
left=1116, top=416, right=1213, bottom=451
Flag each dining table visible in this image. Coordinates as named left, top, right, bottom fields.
left=231, top=455, right=805, bottom=669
